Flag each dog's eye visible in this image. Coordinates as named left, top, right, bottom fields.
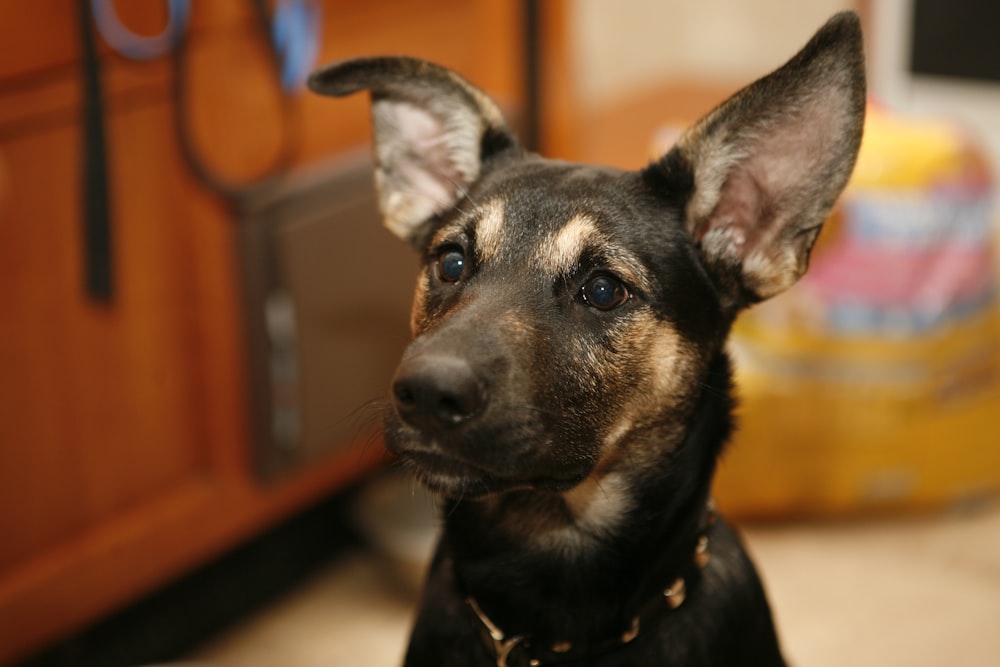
left=581, top=275, right=629, bottom=310
left=436, top=248, right=466, bottom=283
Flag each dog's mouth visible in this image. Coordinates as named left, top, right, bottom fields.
left=404, top=450, right=485, bottom=485
left=401, top=451, right=507, bottom=497
left=383, top=388, right=596, bottom=498
left=398, top=448, right=589, bottom=499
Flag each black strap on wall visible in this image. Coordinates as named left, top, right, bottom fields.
left=78, top=0, right=114, bottom=303
left=522, top=0, right=542, bottom=153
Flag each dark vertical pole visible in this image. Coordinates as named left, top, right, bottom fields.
left=522, top=0, right=542, bottom=152
left=78, top=0, right=115, bottom=303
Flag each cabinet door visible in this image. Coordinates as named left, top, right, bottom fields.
left=0, top=85, right=225, bottom=651
left=0, top=93, right=391, bottom=663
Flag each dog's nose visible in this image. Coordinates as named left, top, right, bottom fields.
left=392, top=355, right=484, bottom=432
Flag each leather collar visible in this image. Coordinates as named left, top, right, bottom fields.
left=466, top=502, right=716, bottom=667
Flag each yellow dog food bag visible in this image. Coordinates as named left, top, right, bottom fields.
left=713, top=108, right=1000, bottom=517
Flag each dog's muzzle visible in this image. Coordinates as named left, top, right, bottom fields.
left=385, top=328, right=592, bottom=496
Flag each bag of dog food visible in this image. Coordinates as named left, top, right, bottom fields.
left=713, top=107, right=1000, bottom=517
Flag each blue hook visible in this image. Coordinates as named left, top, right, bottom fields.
left=272, top=0, right=323, bottom=91
left=90, top=0, right=190, bottom=61
left=90, top=0, right=321, bottom=92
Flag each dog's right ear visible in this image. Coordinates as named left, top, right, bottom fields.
left=309, top=57, right=518, bottom=247
left=644, top=12, right=866, bottom=311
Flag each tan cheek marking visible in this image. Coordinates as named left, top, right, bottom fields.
left=539, top=213, right=599, bottom=276
left=410, top=272, right=430, bottom=335
left=648, top=324, right=692, bottom=398
left=474, top=199, right=506, bottom=262
left=599, top=314, right=658, bottom=452
left=601, top=315, right=696, bottom=455
left=603, top=418, right=634, bottom=451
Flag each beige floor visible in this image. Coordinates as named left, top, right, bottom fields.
left=191, top=504, right=1000, bottom=667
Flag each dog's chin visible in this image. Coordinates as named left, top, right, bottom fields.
left=399, top=450, right=588, bottom=499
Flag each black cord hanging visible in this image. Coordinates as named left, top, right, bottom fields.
left=171, top=0, right=304, bottom=206
left=78, top=0, right=115, bottom=303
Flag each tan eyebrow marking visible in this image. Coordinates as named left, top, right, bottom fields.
left=473, top=199, right=505, bottom=262
left=539, top=213, right=599, bottom=276
left=539, top=213, right=653, bottom=294
left=427, top=199, right=506, bottom=255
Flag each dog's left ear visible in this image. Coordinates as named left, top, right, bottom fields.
left=309, top=57, right=517, bottom=247
left=646, top=12, right=866, bottom=308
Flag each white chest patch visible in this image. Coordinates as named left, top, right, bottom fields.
left=534, top=473, right=634, bottom=556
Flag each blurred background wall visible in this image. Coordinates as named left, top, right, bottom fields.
left=571, top=0, right=852, bottom=107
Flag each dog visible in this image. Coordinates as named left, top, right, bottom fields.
left=309, top=12, right=865, bottom=667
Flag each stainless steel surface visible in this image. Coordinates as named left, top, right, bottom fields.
left=237, top=154, right=415, bottom=479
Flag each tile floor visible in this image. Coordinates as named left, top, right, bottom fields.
left=191, top=503, right=1000, bottom=667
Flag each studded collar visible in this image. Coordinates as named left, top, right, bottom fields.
left=465, top=502, right=716, bottom=667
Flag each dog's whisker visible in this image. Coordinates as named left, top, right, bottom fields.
left=592, top=474, right=609, bottom=500
left=306, top=396, right=388, bottom=455
left=445, top=492, right=466, bottom=517
left=696, top=381, right=732, bottom=401
left=444, top=176, right=481, bottom=209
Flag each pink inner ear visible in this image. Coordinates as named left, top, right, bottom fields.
left=698, top=168, right=760, bottom=251
left=671, top=13, right=864, bottom=303
left=385, top=101, right=464, bottom=206
left=373, top=98, right=483, bottom=239
left=698, top=91, right=842, bottom=263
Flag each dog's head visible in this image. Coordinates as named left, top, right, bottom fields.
left=310, top=14, right=865, bottom=502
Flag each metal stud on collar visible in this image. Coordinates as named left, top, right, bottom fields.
left=694, top=534, right=711, bottom=569
left=622, top=615, right=640, bottom=643
left=468, top=597, right=526, bottom=667
left=664, top=577, right=687, bottom=609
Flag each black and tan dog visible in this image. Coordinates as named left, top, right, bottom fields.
left=310, top=12, right=864, bottom=667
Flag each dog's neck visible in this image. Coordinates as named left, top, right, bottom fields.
left=441, top=481, right=716, bottom=653
left=438, top=352, right=734, bottom=648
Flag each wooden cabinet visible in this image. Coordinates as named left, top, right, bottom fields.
left=0, top=2, right=524, bottom=663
